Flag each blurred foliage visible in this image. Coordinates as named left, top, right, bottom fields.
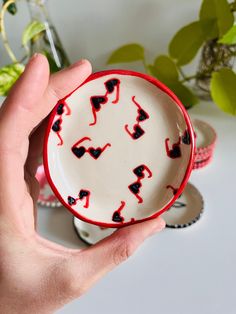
left=108, top=0, right=236, bottom=115
left=0, top=0, right=69, bottom=96
left=0, top=63, right=24, bottom=95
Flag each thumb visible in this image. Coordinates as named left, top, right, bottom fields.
left=66, top=216, right=165, bottom=296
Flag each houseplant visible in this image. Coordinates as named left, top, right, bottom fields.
left=0, top=0, right=70, bottom=96
left=107, top=0, right=236, bottom=115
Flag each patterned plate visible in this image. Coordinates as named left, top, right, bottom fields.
left=192, top=119, right=217, bottom=170
left=44, top=70, right=195, bottom=227
left=193, top=119, right=216, bottom=155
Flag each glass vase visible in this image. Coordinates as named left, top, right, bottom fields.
left=26, top=0, right=70, bottom=72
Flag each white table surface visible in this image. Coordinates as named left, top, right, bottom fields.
left=2, top=1, right=236, bottom=313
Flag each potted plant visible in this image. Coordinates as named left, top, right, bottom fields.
left=107, top=0, right=236, bottom=116
left=0, top=0, right=70, bottom=96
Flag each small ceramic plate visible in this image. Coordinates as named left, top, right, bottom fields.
left=162, top=182, right=204, bottom=228
left=73, top=217, right=115, bottom=245
left=192, top=119, right=216, bottom=170
left=36, top=164, right=62, bottom=208
left=193, top=119, right=216, bottom=154
left=44, top=70, right=195, bottom=227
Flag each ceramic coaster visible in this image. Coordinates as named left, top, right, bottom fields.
left=193, top=156, right=213, bottom=170
left=36, top=164, right=62, bottom=208
left=162, top=182, right=204, bottom=228
left=44, top=70, right=195, bottom=228
left=194, top=150, right=212, bottom=162
left=193, top=119, right=216, bottom=153
left=73, top=217, right=115, bottom=245
left=192, top=119, right=216, bottom=170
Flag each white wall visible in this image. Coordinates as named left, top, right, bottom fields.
left=0, top=0, right=202, bottom=73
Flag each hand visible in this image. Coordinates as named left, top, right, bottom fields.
left=0, top=54, right=165, bottom=314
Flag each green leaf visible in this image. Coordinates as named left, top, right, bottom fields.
left=169, top=21, right=205, bottom=66
left=210, top=68, right=236, bottom=115
left=42, top=50, right=60, bottom=73
left=107, top=44, right=144, bottom=64
left=22, top=20, right=46, bottom=48
left=218, top=24, right=236, bottom=44
left=149, top=61, right=197, bottom=109
left=199, top=0, right=234, bottom=38
left=3, top=0, right=17, bottom=15
left=151, top=55, right=179, bottom=84
left=200, top=18, right=219, bottom=40
left=170, top=81, right=198, bottom=109
left=0, top=63, right=24, bottom=96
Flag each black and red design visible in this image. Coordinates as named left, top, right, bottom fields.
left=56, top=102, right=71, bottom=116
left=45, top=70, right=196, bottom=228
left=165, top=137, right=181, bottom=159
left=166, top=185, right=185, bottom=208
left=125, top=96, right=150, bottom=140
left=52, top=101, right=71, bottom=146
left=112, top=201, right=126, bottom=223
left=90, top=78, right=120, bottom=126
left=68, top=189, right=91, bottom=208
left=182, top=129, right=191, bottom=145
left=71, top=137, right=111, bottom=160
left=52, top=118, right=63, bottom=145
left=128, top=164, right=152, bottom=203
left=172, top=199, right=186, bottom=208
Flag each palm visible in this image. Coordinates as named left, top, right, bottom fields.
left=0, top=55, right=164, bottom=314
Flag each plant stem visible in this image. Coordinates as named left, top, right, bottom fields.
left=229, top=1, right=236, bottom=12
left=0, top=0, right=18, bottom=63
left=180, top=74, right=198, bottom=83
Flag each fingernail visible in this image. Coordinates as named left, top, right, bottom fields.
left=30, top=53, right=40, bottom=62
left=69, top=59, right=89, bottom=69
left=150, top=217, right=166, bottom=235
left=26, top=53, right=39, bottom=67
left=32, top=52, right=39, bottom=59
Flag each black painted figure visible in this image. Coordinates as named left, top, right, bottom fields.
left=165, top=137, right=181, bottom=159
left=52, top=101, right=71, bottom=146
left=71, top=137, right=111, bottom=160
left=125, top=96, right=149, bottom=140
left=105, top=79, right=120, bottom=103
left=56, top=102, right=71, bottom=116
left=67, top=189, right=91, bottom=208
left=112, top=201, right=126, bottom=223
left=128, top=164, right=152, bottom=203
left=52, top=118, right=63, bottom=146
left=90, top=78, right=120, bottom=126
left=182, top=130, right=191, bottom=145
left=125, top=124, right=144, bottom=140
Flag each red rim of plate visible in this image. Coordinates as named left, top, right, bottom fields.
left=43, top=69, right=196, bottom=228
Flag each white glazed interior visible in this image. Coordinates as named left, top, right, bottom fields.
left=46, top=73, right=192, bottom=226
